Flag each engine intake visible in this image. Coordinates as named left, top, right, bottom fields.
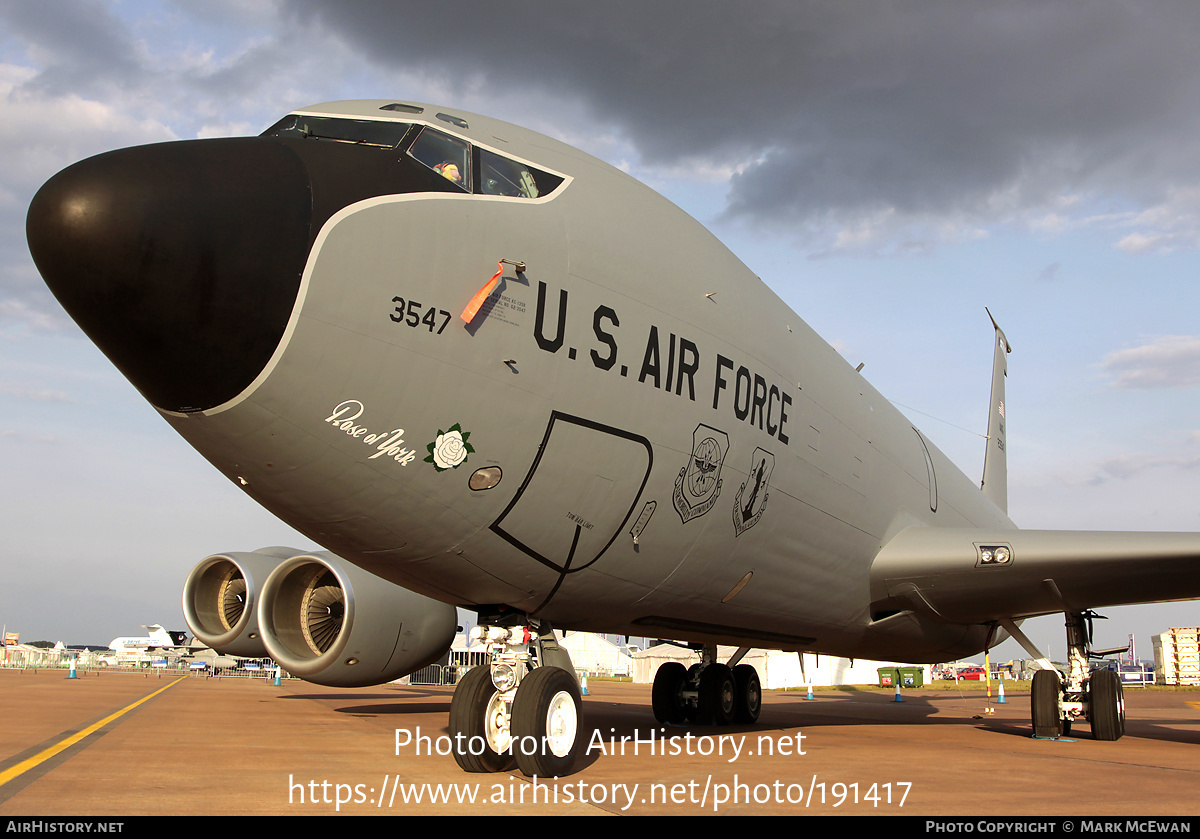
left=182, top=547, right=301, bottom=657
left=258, top=552, right=457, bottom=687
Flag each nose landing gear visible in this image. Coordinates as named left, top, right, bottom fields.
left=448, top=618, right=584, bottom=776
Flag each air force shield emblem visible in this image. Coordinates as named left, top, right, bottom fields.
left=733, top=448, right=774, bottom=536
left=673, top=424, right=729, bottom=523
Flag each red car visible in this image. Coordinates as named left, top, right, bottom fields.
left=956, top=666, right=987, bottom=680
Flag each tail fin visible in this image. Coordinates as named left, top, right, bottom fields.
left=981, top=308, right=1010, bottom=513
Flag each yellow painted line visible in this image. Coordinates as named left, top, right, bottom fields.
left=1186, top=701, right=1200, bottom=710
left=0, top=676, right=186, bottom=788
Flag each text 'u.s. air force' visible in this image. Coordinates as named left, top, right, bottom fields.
left=532, top=283, right=792, bottom=444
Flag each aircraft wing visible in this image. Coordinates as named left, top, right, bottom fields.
left=870, top=526, right=1200, bottom=624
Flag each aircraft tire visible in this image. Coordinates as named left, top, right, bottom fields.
left=1031, top=669, right=1063, bottom=738
left=733, top=663, right=761, bottom=723
left=682, top=663, right=704, bottom=722
left=449, top=665, right=516, bottom=773
left=511, top=666, right=583, bottom=777
left=696, top=663, right=736, bottom=726
left=1089, top=669, right=1125, bottom=741
left=652, top=662, right=688, bottom=724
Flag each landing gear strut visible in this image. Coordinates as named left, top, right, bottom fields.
left=1001, top=611, right=1126, bottom=741
left=651, top=645, right=761, bottom=726
left=449, top=617, right=583, bottom=776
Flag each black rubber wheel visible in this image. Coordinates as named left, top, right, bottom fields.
left=733, top=664, right=761, bottom=723
left=448, top=665, right=516, bottom=773
left=682, top=663, right=703, bottom=722
left=652, top=662, right=688, bottom=724
left=1089, top=669, right=1125, bottom=741
left=511, top=666, right=583, bottom=777
left=696, top=663, right=736, bottom=725
left=1031, top=669, right=1063, bottom=739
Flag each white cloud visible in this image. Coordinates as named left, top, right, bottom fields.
left=0, top=62, right=177, bottom=193
left=1092, top=452, right=1200, bottom=483
left=0, top=383, right=72, bottom=402
left=195, top=121, right=256, bottom=139
left=0, top=299, right=70, bottom=331
left=1102, top=335, right=1200, bottom=389
left=1108, top=187, right=1200, bottom=254
left=1116, top=231, right=1171, bottom=254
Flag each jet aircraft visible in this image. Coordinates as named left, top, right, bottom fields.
left=108, top=624, right=188, bottom=650
left=26, top=100, right=1200, bottom=776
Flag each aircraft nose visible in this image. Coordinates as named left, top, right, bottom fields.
left=27, top=138, right=313, bottom=413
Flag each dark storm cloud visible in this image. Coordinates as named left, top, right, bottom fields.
left=0, top=0, right=143, bottom=96
left=282, top=0, right=1200, bottom=229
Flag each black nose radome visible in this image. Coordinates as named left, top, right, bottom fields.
left=27, top=138, right=313, bottom=413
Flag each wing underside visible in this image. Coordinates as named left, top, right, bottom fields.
left=870, top=526, right=1200, bottom=625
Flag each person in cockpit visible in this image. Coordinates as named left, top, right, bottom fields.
left=433, top=161, right=462, bottom=183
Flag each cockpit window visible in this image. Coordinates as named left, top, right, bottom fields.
left=261, top=115, right=411, bottom=148
left=480, top=148, right=541, bottom=198
left=264, top=113, right=567, bottom=199
left=408, top=126, right=471, bottom=190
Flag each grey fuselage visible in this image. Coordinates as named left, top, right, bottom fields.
left=33, top=100, right=1017, bottom=664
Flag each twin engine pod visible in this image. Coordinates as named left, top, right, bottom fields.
left=182, top=548, right=457, bottom=687
left=182, top=546, right=300, bottom=657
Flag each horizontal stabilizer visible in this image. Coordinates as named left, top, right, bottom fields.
left=870, top=526, right=1200, bottom=624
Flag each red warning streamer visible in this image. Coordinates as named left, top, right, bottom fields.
left=461, top=262, right=504, bottom=323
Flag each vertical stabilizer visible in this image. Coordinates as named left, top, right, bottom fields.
left=981, top=309, right=1010, bottom=513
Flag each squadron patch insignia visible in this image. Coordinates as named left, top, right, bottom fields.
left=673, top=424, right=729, bottom=523
left=733, top=448, right=774, bottom=536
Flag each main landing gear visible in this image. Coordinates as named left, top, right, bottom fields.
left=1003, top=611, right=1126, bottom=741
left=449, top=617, right=583, bottom=777
left=651, top=645, right=761, bottom=726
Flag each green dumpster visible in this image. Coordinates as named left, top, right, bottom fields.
left=899, top=666, right=924, bottom=688
left=877, top=667, right=899, bottom=688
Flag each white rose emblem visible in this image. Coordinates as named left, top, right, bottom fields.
left=425, top=423, right=474, bottom=471
left=433, top=430, right=467, bottom=469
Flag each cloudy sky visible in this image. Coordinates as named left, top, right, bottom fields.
left=2, top=0, right=1199, bottom=664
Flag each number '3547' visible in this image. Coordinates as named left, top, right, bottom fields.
left=390, top=297, right=451, bottom=334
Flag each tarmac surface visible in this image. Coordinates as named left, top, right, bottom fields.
left=1, top=668, right=1198, bottom=817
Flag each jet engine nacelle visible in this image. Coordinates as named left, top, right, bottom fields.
left=182, top=547, right=302, bottom=657
left=258, top=552, right=457, bottom=687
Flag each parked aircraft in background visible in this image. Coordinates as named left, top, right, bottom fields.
left=108, top=624, right=188, bottom=652
left=107, top=624, right=190, bottom=665
left=27, top=100, right=1200, bottom=774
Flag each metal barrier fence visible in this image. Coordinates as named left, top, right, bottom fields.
left=407, top=664, right=460, bottom=686
left=5, top=658, right=597, bottom=689
left=0, top=661, right=287, bottom=681
left=1, top=647, right=289, bottom=678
